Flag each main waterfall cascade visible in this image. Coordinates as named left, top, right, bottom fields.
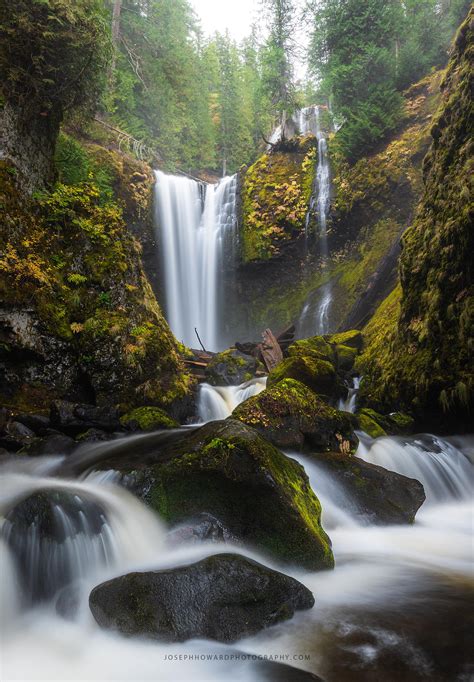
left=154, top=170, right=238, bottom=351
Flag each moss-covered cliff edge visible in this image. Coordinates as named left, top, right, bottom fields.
left=0, top=135, right=192, bottom=417
left=358, top=10, right=473, bottom=429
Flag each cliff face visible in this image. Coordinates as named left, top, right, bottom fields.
left=0, top=139, right=191, bottom=417
left=233, top=73, right=440, bottom=340
left=359, top=10, right=473, bottom=428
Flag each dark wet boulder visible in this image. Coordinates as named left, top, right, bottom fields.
left=122, top=418, right=334, bottom=570
left=3, top=489, right=108, bottom=601
left=309, top=451, right=426, bottom=524
left=50, top=400, right=122, bottom=435
left=14, top=413, right=50, bottom=435
left=25, top=432, right=77, bottom=456
left=205, top=348, right=262, bottom=386
left=234, top=379, right=358, bottom=452
left=0, top=420, right=36, bottom=451
left=268, top=356, right=345, bottom=400
left=89, top=553, right=314, bottom=642
left=120, top=406, right=178, bottom=431
left=167, top=513, right=241, bottom=547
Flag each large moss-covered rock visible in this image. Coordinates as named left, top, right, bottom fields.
left=127, top=419, right=334, bottom=571
left=330, top=330, right=363, bottom=351
left=308, top=451, right=425, bottom=524
left=233, top=378, right=357, bottom=452
left=0, top=146, right=192, bottom=417
left=89, top=553, right=315, bottom=642
left=288, top=336, right=335, bottom=363
left=358, top=11, right=474, bottom=429
left=205, top=349, right=261, bottom=386
left=267, top=357, right=344, bottom=400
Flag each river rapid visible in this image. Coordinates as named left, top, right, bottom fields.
left=0, top=394, right=472, bottom=681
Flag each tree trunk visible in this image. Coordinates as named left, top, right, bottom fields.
left=110, top=0, right=122, bottom=79
left=0, top=102, right=60, bottom=193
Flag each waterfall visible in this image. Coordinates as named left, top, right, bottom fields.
left=198, top=377, right=267, bottom=422
left=154, top=171, right=238, bottom=351
left=356, top=433, right=473, bottom=505
left=338, top=376, right=360, bottom=413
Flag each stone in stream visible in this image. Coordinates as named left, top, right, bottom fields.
left=98, top=418, right=334, bottom=571
left=89, top=553, right=314, bottom=642
left=3, top=489, right=108, bottom=601
left=233, top=378, right=358, bottom=452
left=205, top=348, right=262, bottom=386
left=267, top=356, right=346, bottom=400
left=308, top=451, right=426, bottom=524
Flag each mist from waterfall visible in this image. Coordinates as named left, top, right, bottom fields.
left=154, top=171, right=238, bottom=351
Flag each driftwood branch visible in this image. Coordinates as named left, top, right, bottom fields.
left=194, top=327, right=206, bottom=353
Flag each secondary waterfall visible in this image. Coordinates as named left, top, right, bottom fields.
left=154, top=171, right=238, bottom=351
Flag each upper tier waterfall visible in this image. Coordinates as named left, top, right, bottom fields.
left=154, top=171, right=238, bottom=351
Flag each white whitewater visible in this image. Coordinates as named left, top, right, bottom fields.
left=338, top=376, right=360, bottom=413
left=1, top=431, right=472, bottom=680
left=154, top=170, right=237, bottom=351
left=198, top=377, right=267, bottom=422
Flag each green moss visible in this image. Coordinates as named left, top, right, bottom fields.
left=357, top=410, right=388, bottom=439
left=240, top=143, right=317, bottom=262
left=335, top=344, right=357, bottom=372
left=267, top=356, right=339, bottom=397
left=288, top=336, right=335, bottom=363
left=0, top=143, right=191, bottom=414
left=120, top=406, right=178, bottom=430
left=234, top=378, right=357, bottom=453
left=330, top=330, right=363, bottom=351
left=142, top=419, right=334, bottom=570
left=358, top=12, right=474, bottom=426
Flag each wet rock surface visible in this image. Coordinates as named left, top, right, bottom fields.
left=89, top=553, right=315, bottom=642
left=309, top=451, right=426, bottom=524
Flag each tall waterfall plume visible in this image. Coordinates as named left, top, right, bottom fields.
left=154, top=171, right=238, bottom=351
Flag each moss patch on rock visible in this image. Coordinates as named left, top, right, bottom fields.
left=205, top=349, right=261, bottom=386
left=288, top=336, right=335, bottom=363
left=240, top=139, right=317, bottom=262
left=267, top=356, right=343, bottom=400
left=120, top=407, right=178, bottom=431
left=233, top=378, right=357, bottom=452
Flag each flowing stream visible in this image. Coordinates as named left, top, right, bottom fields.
left=1, top=430, right=472, bottom=681
left=154, top=171, right=238, bottom=351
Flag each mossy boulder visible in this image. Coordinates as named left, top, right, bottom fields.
left=233, top=378, right=358, bottom=452
left=329, top=330, right=363, bottom=352
left=335, top=344, right=358, bottom=372
left=89, top=553, right=315, bottom=643
left=267, top=356, right=344, bottom=400
left=120, top=406, right=178, bottom=431
left=288, top=336, right=335, bottom=364
left=357, top=410, right=388, bottom=439
left=308, top=451, right=425, bottom=524
left=128, top=419, right=334, bottom=571
left=205, top=349, right=261, bottom=386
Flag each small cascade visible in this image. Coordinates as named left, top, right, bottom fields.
left=0, top=466, right=166, bottom=606
left=356, top=434, right=473, bottom=505
left=198, top=378, right=267, bottom=422
left=338, top=376, right=360, bottom=413
left=154, top=171, right=238, bottom=351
